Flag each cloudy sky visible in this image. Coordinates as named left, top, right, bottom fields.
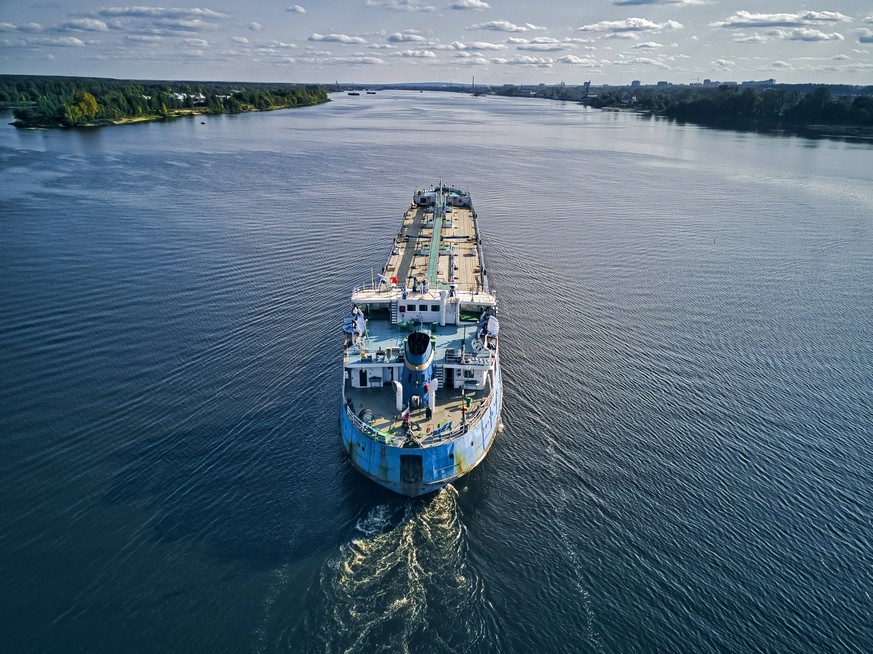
left=1, top=1, right=871, bottom=85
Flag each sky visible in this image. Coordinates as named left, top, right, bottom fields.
left=1, top=1, right=872, bottom=85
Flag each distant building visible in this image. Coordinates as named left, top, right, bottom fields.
left=740, top=78, right=776, bottom=91
left=656, top=81, right=671, bottom=87
left=631, top=80, right=641, bottom=88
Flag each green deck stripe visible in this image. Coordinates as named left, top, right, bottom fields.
left=426, top=192, right=443, bottom=284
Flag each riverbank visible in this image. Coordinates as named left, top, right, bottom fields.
left=577, top=85, right=873, bottom=140
left=12, top=99, right=330, bottom=129
left=637, top=110, right=873, bottom=140
left=2, top=75, right=330, bottom=130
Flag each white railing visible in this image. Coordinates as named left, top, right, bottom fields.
left=346, top=368, right=498, bottom=448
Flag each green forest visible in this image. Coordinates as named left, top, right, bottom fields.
left=0, top=75, right=329, bottom=128
left=589, top=85, right=873, bottom=130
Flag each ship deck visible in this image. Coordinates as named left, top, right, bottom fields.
left=347, top=319, right=493, bottom=368
left=382, top=188, right=487, bottom=296
left=344, top=380, right=492, bottom=446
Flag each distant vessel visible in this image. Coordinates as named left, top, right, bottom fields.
left=348, top=91, right=360, bottom=96
left=366, top=90, right=376, bottom=95
left=341, top=183, right=502, bottom=496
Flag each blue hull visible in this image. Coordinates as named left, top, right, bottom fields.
left=341, top=361, right=502, bottom=497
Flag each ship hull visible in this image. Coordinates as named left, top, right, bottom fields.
left=341, top=358, right=502, bottom=497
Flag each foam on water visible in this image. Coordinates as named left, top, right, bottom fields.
left=311, top=487, right=489, bottom=653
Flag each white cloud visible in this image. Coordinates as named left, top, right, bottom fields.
left=90, top=5, right=226, bottom=34
left=711, top=11, right=851, bottom=29
left=157, top=18, right=218, bottom=32
left=181, top=38, right=208, bottom=47
left=249, top=22, right=263, bottom=31
left=309, top=32, right=367, bottom=44
left=264, top=40, right=297, bottom=49
left=781, top=28, right=844, bottom=42
left=96, top=7, right=226, bottom=19
left=611, top=55, right=670, bottom=68
left=288, top=5, right=306, bottom=13
left=231, top=36, right=249, bottom=44
left=732, top=32, right=767, bottom=43
left=124, top=34, right=163, bottom=43
left=831, top=54, right=850, bottom=61
left=452, top=40, right=504, bottom=50
left=326, top=54, right=387, bottom=64
left=366, top=0, right=436, bottom=12
left=454, top=54, right=488, bottom=64
left=368, top=43, right=396, bottom=49
left=858, top=29, right=873, bottom=44
left=514, top=37, right=567, bottom=52
left=578, top=18, right=682, bottom=33
left=0, top=23, right=15, bottom=32
left=449, top=0, right=491, bottom=9
left=490, top=54, right=553, bottom=67
left=397, top=49, right=436, bottom=57
left=387, top=30, right=425, bottom=42
left=29, top=36, right=86, bottom=47
left=556, top=54, right=600, bottom=66
left=713, top=58, right=734, bottom=68
left=770, top=60, right=792, bottom=68
left=632, top=41, right=665, bottom=48
left=59, top=19, right=109, bottom=32
left=470, top=20, right=546, bottom=33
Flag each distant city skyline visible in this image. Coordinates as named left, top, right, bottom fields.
left=1, top=1, right=871, bottom=85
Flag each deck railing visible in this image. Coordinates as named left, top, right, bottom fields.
left=345, top=370, right=498, bottom=448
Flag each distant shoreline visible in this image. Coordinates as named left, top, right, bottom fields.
left=1, top=75, right=329, bottom=130
left=574, top=85, right=873, bottom=140
left=10, top=101, right=328, bottom=130
left=592, top=107, right=873, bottom=140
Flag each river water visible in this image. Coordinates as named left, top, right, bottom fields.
left=1, top=92, right=872, bottom=653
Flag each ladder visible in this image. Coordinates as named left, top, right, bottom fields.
left=390, top=300, right=398, bottom=324
left=435, top=364, right=445, bottom=386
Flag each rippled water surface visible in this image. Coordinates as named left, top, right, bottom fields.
left=2, top=93, right=872, bottom=653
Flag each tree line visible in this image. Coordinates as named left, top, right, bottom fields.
left=589, top=85, right=873, bottom=128
left=0, top=75, right=329, bottom=128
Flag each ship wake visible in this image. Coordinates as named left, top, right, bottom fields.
left=314, top=486, right=489, bottom=653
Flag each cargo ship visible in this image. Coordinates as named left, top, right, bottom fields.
left=340, top=183, right=502, bottom=496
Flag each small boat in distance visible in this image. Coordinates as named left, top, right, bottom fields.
left=341, top=183, right=502, bottom=496
left=348, top=91, right=360, bottom=96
